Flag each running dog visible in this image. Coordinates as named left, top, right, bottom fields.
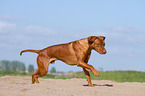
left=20, top=36, right=107, bottom=87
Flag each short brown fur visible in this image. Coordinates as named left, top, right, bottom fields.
left=20, top=36, right=107, bottom=87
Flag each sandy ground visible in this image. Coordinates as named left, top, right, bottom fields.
left=0, top=76, right=145, bottom=96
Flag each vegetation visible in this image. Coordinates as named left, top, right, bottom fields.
left=44, top=71, right=145, bottom=83
left=0, top=60, right=145, bottom=82
left=96, top=71, right=145, bottom=82
left=0, top=70, right=145, bottom=82
left=0, top=60, right=35, bottom=75
left=28, top=64, right=34, bottom=73
left=0, top=70, right=28, bottom=77
left=50, top=67, right=56, bottom=73
left=0, top=60, right=26, bottom=72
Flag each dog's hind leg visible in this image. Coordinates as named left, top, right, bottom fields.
left=32, top=55, right=50, bottom=84
left=32, top=70, right=39, bottom=84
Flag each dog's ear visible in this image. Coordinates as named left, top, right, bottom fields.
left=88, top=36, right=97, bottom=44
left=99, top=36, right=106, bottom=40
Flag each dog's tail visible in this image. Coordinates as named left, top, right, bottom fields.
left=20, top=49, right=40, bottom=56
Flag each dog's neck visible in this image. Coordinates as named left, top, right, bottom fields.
left=78, top=38, right=93, bottom=53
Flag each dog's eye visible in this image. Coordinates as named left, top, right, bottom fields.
left=96, top=44, right=101, bottom=47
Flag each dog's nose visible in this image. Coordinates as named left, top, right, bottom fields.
left=103, top=49, right=107, bottom=54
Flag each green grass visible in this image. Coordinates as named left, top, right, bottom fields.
left=0, top=70, right=28, bottom=77
left=53, top=71, right=145, bottom=83
left=41, top=74, right=56, bottom=79
left=0, top=70, right=145, bottom=83
left=97, top=71, right=145, bottom=82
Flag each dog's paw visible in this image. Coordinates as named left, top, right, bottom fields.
left=93, top=70, right=99, bottom=77
left=89, top=84, right=95, bottom=87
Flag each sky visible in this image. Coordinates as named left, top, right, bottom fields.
left=0, top=0, right=145, bottom=72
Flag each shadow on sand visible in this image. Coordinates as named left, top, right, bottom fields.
left=83, top=84, right=113, bottom=87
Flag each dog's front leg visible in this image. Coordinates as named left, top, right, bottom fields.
left=83, top=68, right=94, bottom=87
left=77, top=61, right=99, bottom=77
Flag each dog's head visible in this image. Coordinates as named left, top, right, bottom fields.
left=88, top=36, right=107, bottom=54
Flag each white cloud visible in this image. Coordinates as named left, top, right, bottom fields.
left=104, top=25, right=145, bottom=33
left=0, top=22, right=145, bottom=57
left=0, top=21, right=57, bottom=49
left=0, top=21, right=16, bottom=28
left=0, top=21, right=16, bottom=33
left=0, top=15, right=28, bottom=21
left=24, top=25, right=56, bottom=36
left=91, top=26, right=145, bottom=56
left=103, top=26, right=145, bottom=43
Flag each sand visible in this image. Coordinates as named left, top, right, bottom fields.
left=0, top=76, right=145, bottom=96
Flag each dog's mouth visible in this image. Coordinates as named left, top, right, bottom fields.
left=102, top=51, right=107, bottom=54
left=97, top=49, right=107, bottom=54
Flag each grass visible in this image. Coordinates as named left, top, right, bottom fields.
left=0, top=70, right=30, bottom=77
left=48, top=71, right=145, bottom=83
left=0, top=70, right=145, bottom=83
left=97, top=71, right=145, bottom=82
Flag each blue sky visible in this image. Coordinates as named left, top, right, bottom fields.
left=0, top=0, right=145, bottom=72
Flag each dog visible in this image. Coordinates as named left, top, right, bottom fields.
left=20, top=36, right=107, bottom=87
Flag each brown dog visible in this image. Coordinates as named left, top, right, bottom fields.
left=20, top=36, right=107, bottom=87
